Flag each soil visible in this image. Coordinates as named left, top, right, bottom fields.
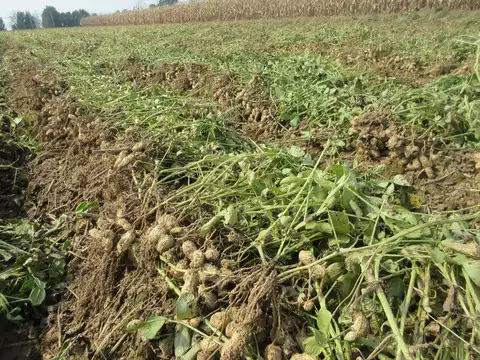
left=0, top=321, right=42, bottom=360
left=0, top=130, right=28, bottom=219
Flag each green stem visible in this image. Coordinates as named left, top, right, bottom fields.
left=371, top=258, right=413, bottom=360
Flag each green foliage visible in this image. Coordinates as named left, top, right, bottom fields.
left=42, top=6, right=61, bottom=28
left=11, top=12, right=39, bottom=30
left=59, top=9, right=90, bottom=27
left=0, top=219, right=67, bottom=319
left=126, top=316, right=167, bottom=339
left=0, top=18, right=6, bottom=31
left=41, top=6, right=90, bottom=28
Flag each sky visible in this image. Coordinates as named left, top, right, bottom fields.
left=0, top=0, right=153, bottom=27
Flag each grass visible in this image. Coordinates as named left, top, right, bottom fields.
left=0, top=10, right=479, bottom=360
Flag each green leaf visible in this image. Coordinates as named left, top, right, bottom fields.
left=139, top=316, right=167, bottom=339
left=387, top=277, right=405, bottom=300
left=75, top=201, right=98, bottom=214
left=223, top=205, right=238, bottom=226
left=180, top=341, right=201, bottom=360
left=126, top=319, right=144, bottom=333
left=279, top=215, right=293, bottom=227
left=450, top=254, right=468, bottom=266
left=200, top=213, right=224, bottom=238
left=428, top=247, right=446, bottom=264
left=176, top=293, right=197, bottom=320
left=10, top=219, right=32, bottom=235
left=328, top=234, right=351, bottom=247
left=279, top=176, right=303, bottom=186
left=330, top=164, right=346, bottom=178
left=174, top=323, right=192, bottom=357
left=391, top=174, right=411, bottom=187
left=29, top=281, right=46, bottom=306
left=316, top=307, right=332, bottom=335
left=329, top=211, right=352, bottom=234
left=310, top=185, right=327, bottom=202
left=381, top=259, right=399, bottom=273
left=288, top=146, right=305, bottom=158
left=0, top=249, right=12, bottom=261
left=463, top=260, right=480, bottom=287
left=305, top=221, right=332, bottom=233
left=303, top=329, right=327, bottom=356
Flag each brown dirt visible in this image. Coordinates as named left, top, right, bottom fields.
left=348, top=111, right=480, bottom=212
left=411, top=150, right=480, bottom=212
left=0, top=129, right=28, bottom=219
left=0, top=321, right=42, bottom=360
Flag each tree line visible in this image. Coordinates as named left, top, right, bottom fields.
left=149, top=0, right=179, bottom=7
left=1, top=6, right=90, bottom=30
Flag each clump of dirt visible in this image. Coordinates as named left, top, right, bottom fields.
left=350, top=111, right=437, bottom=179
left=349, top=111, right=480, bottom=211
left=123, top=60, right=282, bottom=141
left=412, top=150, right=480, bottom=212
left=0, top=321, right=42, bottom=360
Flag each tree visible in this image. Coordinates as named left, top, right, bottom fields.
left=42, top=6, right=61, bottom=28
left=150, top=0, right=178, bottom=6
left=0, top=18, right=6, bottom=31
left=11, top=11, right=39, bottom=30
left=71, top=10, right=90, bottom=26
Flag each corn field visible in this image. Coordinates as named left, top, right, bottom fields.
left=81, top=0, right=480, bottom=26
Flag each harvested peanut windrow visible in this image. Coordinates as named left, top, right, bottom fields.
left=88, top=228, right=104, bottom=240
left=290, top=353, right=318, bottom=360
left=201, top=291, right=217, bottom=310
left=200, top=337, right=220, bottom=354
left=145, top=224, right=166, bottom=242
left=172, top=259, right=188, bottom=277
left=157, top=214, right=178, bottom=232
left=188, top=317, right=201, bottom=328
left=303, top=300, right=315, bottom=312
left=225, top=321, right=236, bottom=338
left=199, top=263, right=219, bottom=282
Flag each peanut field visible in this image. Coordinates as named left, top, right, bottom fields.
left=0, top=9, right=480, bottom=360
